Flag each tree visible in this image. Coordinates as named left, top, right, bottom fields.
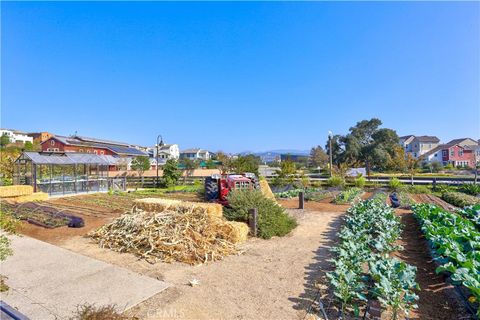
left=0, top=149, right=20, bottom=185
left=309, top=146, right=328, bottom=168
left=341, top=118, right=399, bottom=175
left=130, top=156, right=151, bottom=187
left=325, top=134, right=345, bottom=166
left=274, top=160, right=297, bottom=185
left=180, top=158, right=198, bottom=184
left=215, top=151, right=234, bottom=174
left=386, top=145, right=407, bottom=172
left=231, top=154, right=261, bottom=176
left=0, top=134, right=10, bottom=148
left=24, top=141, right=34, bottom=151
left=405, top=154, right=420, bottom=185
left=162, top=159, right=182, bottom=188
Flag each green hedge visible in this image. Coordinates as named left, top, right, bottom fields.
left=441, top=191, right=480, bottom=208
left=224, top=190, right=297, bottom=239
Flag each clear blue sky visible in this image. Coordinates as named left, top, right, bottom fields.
left=2, top=2, right=479, bottom=153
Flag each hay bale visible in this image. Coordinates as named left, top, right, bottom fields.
left=134, top=198, right=223, bottom=218
left=259, top=180, right=275, bottom=200
left=221, top=221, right=249, bottom=243
left=11, top=192, right=49, bottom=203
left=0, top=185, right=33, bottom=198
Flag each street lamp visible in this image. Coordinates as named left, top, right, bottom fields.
left=156, top=134, right=164, bottom=188
left=328, top=131, right=333, bottom=177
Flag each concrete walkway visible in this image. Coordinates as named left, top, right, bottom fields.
left=0, top=235, right=169, bottom=319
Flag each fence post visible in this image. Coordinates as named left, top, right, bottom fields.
left=299, top=191, right=305, bottom=209
left=432, top=178, right=437, bottom=191
left=248, top=208, right=258, bottom=237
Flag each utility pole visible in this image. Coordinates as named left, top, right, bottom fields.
left=328, top=131, right=333, bottom=177
left=156, top=134, right=164, bottom=188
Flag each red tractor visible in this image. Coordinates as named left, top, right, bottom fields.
left=204, top=173, right=260, bottom=206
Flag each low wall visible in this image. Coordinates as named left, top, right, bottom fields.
left=108, top=169, right=220, bottom=178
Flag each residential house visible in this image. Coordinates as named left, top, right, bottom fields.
left=41, top=135, right=148, bottom=157
left=399, top=135, right=440, bottom=158
left=444, top=138, right=478, bottom=148
left=27, top=132, right=54, bottom=144
left=154, top=144, right=180, bottom=160
left=422, top=138, right=479, bottom=168
left=399, top=135, right=415, bottom=154
left=180, top=148, right=211, bottom=160
left=0, top=129, right=33, bottom=144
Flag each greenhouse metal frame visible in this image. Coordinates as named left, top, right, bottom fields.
left=14, top=152, right=125, bottom=196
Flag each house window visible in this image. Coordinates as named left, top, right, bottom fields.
left=100, top=151, right=104, bottom=155
left=94, top=150, right=98, bottom=154
left=50, top=140, right=55, bottom=146
left=79, top=149, right=84, bottom=152
left=450, top=149, right=454, bottom=156
left=459, top=150, right=463, bottom=157
left=434, top=153, right=437, bottom=157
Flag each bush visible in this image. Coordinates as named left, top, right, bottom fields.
left=388, top=177, right=403, bottom=191
left=327, top=175, right=345, bottom=188
left=405, top=185, right=431, bottom=194
left=354, top=176, right=366, bottom=189
left=224, top=190, right=297, bottom=239
left=460, top=184, right=480, bottom=196
left=70, top=304, right=137, bottom=320
left=441, top=191, right=480, bottom=208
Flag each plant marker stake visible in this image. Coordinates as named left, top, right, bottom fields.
left=248, top=208, right=258, bottom=237
left=299, top=191, right=305, bottom=209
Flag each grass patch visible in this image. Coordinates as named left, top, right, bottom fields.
left=70, top=304, right=138, bottom=320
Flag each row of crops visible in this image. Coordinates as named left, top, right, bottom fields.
left=412, top=203, right=480, bottom=316
left=327, top=200, right=419, bottom=319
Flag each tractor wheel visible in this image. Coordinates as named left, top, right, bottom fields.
left=204, top=177, right=219, bottom=201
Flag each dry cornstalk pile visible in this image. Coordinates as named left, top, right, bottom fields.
left=89, top=200, right=248, bottom=265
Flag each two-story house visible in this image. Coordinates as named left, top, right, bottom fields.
left=399, top=135, right=440, bottom=158
left=179, top=148, right=211, bottom=161
left=0, top=129, right=33, bottom=144
left=422, top=138, right=478, bottom=168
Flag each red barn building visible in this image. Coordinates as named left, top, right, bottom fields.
left=41, top=135, right=148, bottom=157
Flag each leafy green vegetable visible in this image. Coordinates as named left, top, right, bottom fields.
left=413, top=203, right=480, bottom=316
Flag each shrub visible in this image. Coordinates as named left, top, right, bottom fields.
left=460, top=184, right=480, bottom=196
left=327, top=175, right=345, bottom=188
left=441, top=192, right=480, bottom=208
left=388, top=178, right=403, bottom=191
left=354, top=176, right=366, bottom=189
left=70, top=304, right=138, bottom=320
left=405, top=185, right=431, bottom=194
left=224, top=190, right=297, bottom=239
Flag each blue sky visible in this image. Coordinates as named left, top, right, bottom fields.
left=2, top=2, right=479, bottom=153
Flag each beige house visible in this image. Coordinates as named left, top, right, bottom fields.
left=399, top=135, right=440, bottom=158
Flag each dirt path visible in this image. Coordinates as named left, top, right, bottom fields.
left=57, top=209, right=344, bottom=320
left=412, top=194, right=458, bottom=212
left=393, top=209, right=470, bottom=320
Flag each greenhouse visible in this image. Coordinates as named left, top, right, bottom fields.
left=14, top=152, right=125, bottom=196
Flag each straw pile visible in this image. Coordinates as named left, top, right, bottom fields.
left=134, top=198, right=223, bottom=218
left=0, top=185, right=33, bottom=198
left=90, top=199, right=249, bottom=265
left=259, top=179, right=275, bottom=200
